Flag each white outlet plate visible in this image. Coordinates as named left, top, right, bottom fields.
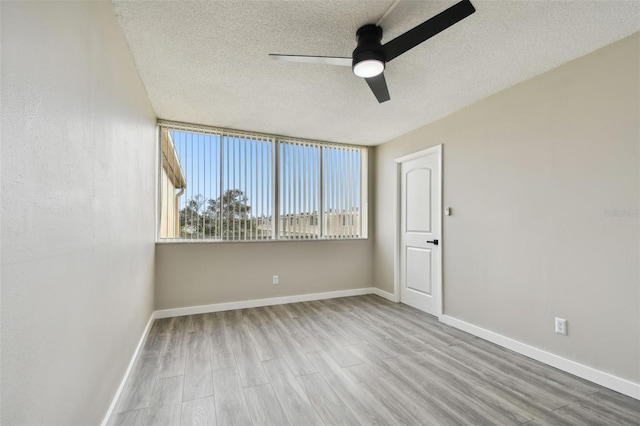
left=272, top=275, right=279, bottom=285
left=555, top=317, right=567, bottom=335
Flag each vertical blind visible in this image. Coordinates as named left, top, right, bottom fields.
left=322, top=144, right=363, bottom=239
left=279, top=140, right=321, bottom=240
left=159, top=121, right=367, bottom=242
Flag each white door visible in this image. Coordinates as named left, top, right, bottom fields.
left=397, top=146, right=441, bottom=316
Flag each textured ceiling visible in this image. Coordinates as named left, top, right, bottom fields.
left=113, top=1, right=640, bottom=145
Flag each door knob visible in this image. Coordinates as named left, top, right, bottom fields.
left=426, top=239, right=439, bottom=245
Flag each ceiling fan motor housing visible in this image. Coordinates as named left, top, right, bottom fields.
left=352, top=24, right=386, bottom=72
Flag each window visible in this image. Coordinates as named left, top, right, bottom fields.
left=158, top=122, right=367, bottom=242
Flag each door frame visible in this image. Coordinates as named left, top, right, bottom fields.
left=393, top=144, right=443, bottom=317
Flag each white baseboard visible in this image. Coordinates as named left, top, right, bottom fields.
left=372, top=287, right=397, bottom=302
left=440, top=315, right=640, bottom=400
left=101, top=312, right=156, bottom=426
left=154, top=287, right=376, bottom=319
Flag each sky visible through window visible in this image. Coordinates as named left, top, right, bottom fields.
left=170, top=130, right=361, bottom=219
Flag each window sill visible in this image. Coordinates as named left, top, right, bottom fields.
left=156, top=237, right=369, bottom=245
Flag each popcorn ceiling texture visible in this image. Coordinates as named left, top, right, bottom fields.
left=113, top=0, right=640, bottom=145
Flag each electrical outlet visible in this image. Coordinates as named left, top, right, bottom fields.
left=272, top=275, right=279, bottom=285
left=555, top=317, right=567, bottom=335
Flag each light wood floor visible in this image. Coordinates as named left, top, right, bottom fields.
left=110, top=295, right=640, bottom=425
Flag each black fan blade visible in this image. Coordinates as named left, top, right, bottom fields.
left=269, top=54, right=352, bottom=66
left=382, top=0, right=475, bottom=62
left=365, top=73, right=390, bottom=103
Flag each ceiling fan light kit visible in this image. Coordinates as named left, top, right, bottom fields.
left=270, top=0, right=476, bottom=103
left=352, top=24, right=386, bottom=78
left=353, top=59, right=385, bottom=78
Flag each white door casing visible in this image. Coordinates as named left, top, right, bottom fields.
left=395, top=145, right=442, bottom=316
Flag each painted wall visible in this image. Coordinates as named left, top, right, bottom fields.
left=155, top=151, right=375, bottom=310
left=374, top=34, right=639, bottom=383
left=155, top=240, right=372, bottom=309
left=1, top=2, right=158, bottom=424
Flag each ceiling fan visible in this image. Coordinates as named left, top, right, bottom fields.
left=269, top=0, right=476, bottom=103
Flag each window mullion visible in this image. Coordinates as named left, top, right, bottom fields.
left=273, top=138, right=279, bottom=241
left=319, top=147, right=325, bottom=238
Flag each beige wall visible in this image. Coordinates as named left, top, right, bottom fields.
left=1, top=2, right=157, bottom=424
left=155, top=240, right=372, bottom=309
left=374, top=33, right=639, bottom=382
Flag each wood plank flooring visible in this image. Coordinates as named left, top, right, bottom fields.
left=110, top=295, right=640, bottom=425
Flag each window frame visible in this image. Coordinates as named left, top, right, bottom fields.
left=156, top=120, right=368, bottom=243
